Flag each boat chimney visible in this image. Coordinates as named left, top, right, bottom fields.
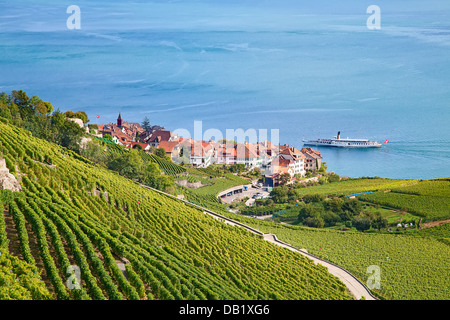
left=337, top=131, right=341, bottom=140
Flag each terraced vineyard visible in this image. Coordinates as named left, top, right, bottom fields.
left=406, top=223, right=450, bottom=245
left=0, top=120, right=353, bottom=300
left=223, top=177, right=450, bottom=299
left=359, top=179, right=450, bottom=221
left=143, top=153, right=186, bottom=176
left=290, top=177, right=449, bottom=223
left=295, top=178, right=417, bottom=197
left=226, top=214, right=450, bottom=300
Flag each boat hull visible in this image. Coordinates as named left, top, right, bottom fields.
left=303, top=131, right=383, bottom=148
left=303, top=141, right=382, bottom=148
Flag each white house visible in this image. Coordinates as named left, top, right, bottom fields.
left=190, top=142, right=214, bottom=168
left=279, top=146, right=306, bottom=177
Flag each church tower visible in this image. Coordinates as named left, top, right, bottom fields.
left=117, top=112, right=123, bottom=127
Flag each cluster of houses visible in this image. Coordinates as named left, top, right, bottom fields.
left=92, top=113, right=323, bottom=187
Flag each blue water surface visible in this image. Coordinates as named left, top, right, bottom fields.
left=0, top=0, right=449, bottom=179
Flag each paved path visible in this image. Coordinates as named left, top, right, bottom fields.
left=141, top=184, right=377, bottom=301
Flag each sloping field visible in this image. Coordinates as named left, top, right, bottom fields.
left=295, top=178, right=417, bottom=197
left=359, top=179, right=450, bottom=221
left=228, top=216, right=450, bottom=300
left=0, top=120, right=352, bottom=300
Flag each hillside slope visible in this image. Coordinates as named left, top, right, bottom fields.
left=230, top=216, right=450, bottom=300
left=0, top=119, right=353, bottom=300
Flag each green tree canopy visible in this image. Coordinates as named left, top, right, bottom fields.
left=141, top=116, right=151, bottom=131
left=352, top=215, right=372, bottom=231
left=107, top=150, right=144, bottom=180
left=342, top=198, right=362, bottom=215
left=65, top=110, right=88, bottom=123
left=155, top=147, right=166, bottom=158
left=279, top=173, right=291, bottom=186
left=270, top=185, right=289, bottom=203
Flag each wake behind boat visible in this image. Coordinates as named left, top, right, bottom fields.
left=303, top=131, right=382, bottom=148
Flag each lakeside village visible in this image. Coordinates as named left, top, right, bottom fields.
left=76, top=113, right=324, bottom=190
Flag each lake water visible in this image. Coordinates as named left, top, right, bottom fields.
left=1, top=0, right=449, bottom=179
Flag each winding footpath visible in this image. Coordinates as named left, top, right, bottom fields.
left=141, top=184, right=377, bottom=300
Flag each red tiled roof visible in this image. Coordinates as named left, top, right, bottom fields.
left=281, top=146, right=306, bottom=159
left=148, top=130, right=172, bottom=142
left=301, top=147, right=322, bottom=159
left=279, top=144, right=290, bottom=153
left=158, top=140, right=180, bottom=153
left=272, top=155, right=294, bottom=167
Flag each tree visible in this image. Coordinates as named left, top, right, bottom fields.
left=107, top=150, right=144, bottom=180
left=248, top=167, right=261, bottom=177
left=57, top=117, right=84, bottom=152
left=156, top=175, right=175, bottom=194
left=64, top=110, right=75, bottom=119
left=144, top=163, right=161, bottom=187
left=287, top=189, right=298, bottom=202
left=297, top=203, right=324, bottom=222
left=141, top=116, right=151, bottom=131
left=11, top=90, right=30, bottom=109
left=228, top=163, right=246, bottom=173
left=342, top=198, right=362, bottom=215
left=328, top=173, right=340, bottom=183
left=318, top=176, right=327, bottom=185
left=324, top=197, right=344, bottom=213
left=321, top=210, right=341, bottom=227
left=270, top=186, right=289, bottom=203
left=303, top=216, right=325, bottom=228
left=173, top=144, right=191, bottom=165
left=103, top=134, right=113, bottom=142
left=155, top=147, right=166, bottom=158
left=302, top=194, right=325, bottom=204
left=371, top=212, right=388, bottom=231
left=133, top=144, right=143, bottom=150
left=352, top=215, right=372, bottom=231
left=143, top=163, right=175, bottom=193
left=30, top=96, right=53, bottom=115
left=65, top=110, right=88, bottom=123
left=279, top=173, right=291, bottom=186
left=319, top=162, right=328, bottom=173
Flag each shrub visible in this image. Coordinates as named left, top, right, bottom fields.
left=303, top=216, right=325, bottom=228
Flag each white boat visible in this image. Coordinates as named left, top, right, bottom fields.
left=303, top=131, right=382, bottom=148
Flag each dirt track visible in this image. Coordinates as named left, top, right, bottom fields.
left=422, top=219, right=450, bottom=229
